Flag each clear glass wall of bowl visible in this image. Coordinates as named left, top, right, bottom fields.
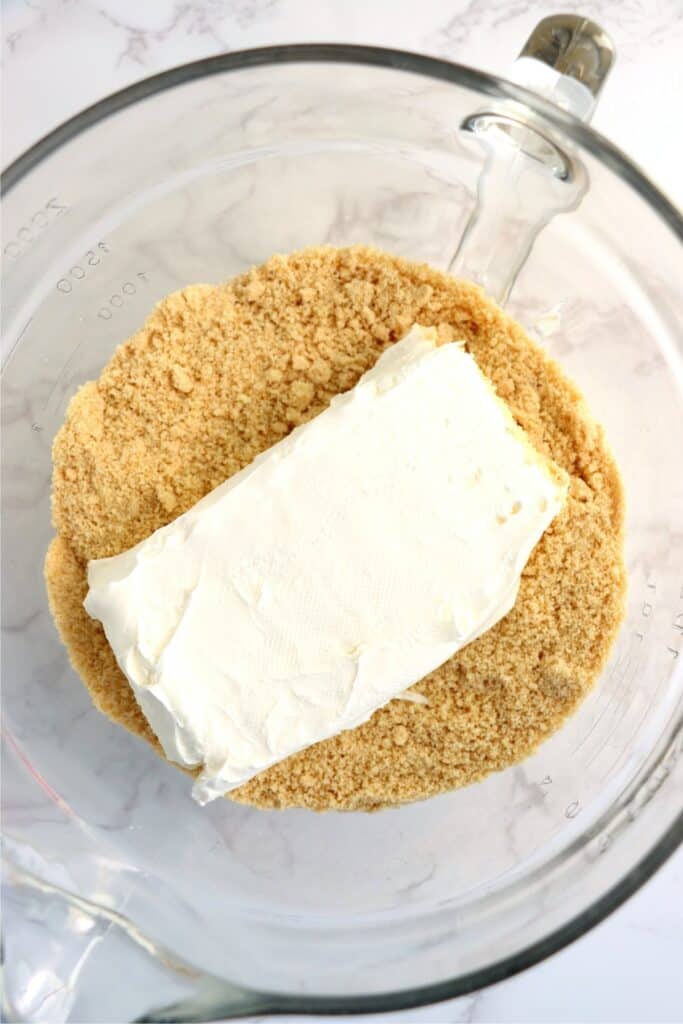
left=2, top=54, right=682, bottom=1018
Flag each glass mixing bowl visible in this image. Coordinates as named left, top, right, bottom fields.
left=2, top=39, right=682, bottom=1024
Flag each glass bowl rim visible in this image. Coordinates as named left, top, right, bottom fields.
left=1, top=43, right=681, bottom=1015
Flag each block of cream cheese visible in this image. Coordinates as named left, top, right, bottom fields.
left=85, top=325, right=567, bottom=803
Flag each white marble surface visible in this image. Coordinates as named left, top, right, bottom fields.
left=4, top=0, right=683, bottom=205
left=2, top=2, right=682, bottom=1023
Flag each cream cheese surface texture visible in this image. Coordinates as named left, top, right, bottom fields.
left=85, top=325, right=567, bottom=803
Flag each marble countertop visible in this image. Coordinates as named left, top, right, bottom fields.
left=3, top=2, right=682, bottom=1023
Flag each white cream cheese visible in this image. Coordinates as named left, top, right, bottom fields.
left=85, top=325, right=567, bottom=803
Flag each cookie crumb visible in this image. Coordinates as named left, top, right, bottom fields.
left=393, top=725, right=409, bottom=746
left=289, top=379, right=315, bottom=409
left=155, top=483, right=177, bottom=513
left=46, top=245, right=625, bottom=812
left=170, top=365, right=194, bottom=394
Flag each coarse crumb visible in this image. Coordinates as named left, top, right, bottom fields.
left=45, top=246, right=626, bottom=811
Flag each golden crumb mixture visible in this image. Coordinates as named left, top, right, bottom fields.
left=45, top=246, right=626, bottom=811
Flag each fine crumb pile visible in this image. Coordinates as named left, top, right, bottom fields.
left=45, top=246, right=626, bottom=811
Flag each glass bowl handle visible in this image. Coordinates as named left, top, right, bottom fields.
left=449, top=15, right=616, bottom=305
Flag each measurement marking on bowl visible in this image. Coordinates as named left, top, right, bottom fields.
left=584, top=629, right=650, bottom=767
left=4, top=197, right=69, bottom=261
left=55, top=242, right=110, bottom=293
left=573, top=652, right=633, bottom=757
left=97, top=272, right=150, bottom=319
left=668, top=591, right=683, bottom=659
left=574, top=579, right=657, bottom=757
left=599, top=653, right=675, bottom=784
left=585, top=589, right=670, bottom=773
left=635, top=580, right=657, bottom=641
left=537, top=775, right=552, bottom=798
